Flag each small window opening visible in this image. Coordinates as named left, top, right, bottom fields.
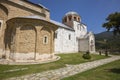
left=74, top=17, right=77, bottom=21
left=43, top=36, right=48, bottom=44
left=69, top=34, right=71, bottom=40
left=64, top=17, right=67, bottom=22
left=0, top=22, right=1, bottom=29
left=77, top=24, right=80, bottom=30
left=69, top=16, right=72, bottom=21
left=78, top=18, right=80, bottom=21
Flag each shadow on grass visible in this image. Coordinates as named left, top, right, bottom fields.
left=108, top=68, right=120, bottom=74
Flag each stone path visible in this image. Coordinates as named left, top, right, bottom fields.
left=6, top=56, right=120, bottom=80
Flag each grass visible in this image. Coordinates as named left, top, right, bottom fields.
left=0, top=53, right=107, bottom=79
left=62, top=59, right=120, bottom=80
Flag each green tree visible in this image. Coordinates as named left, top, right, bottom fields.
left=102, top=12, right=120, bottom=35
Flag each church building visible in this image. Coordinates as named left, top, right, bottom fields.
left=53, top=12, right=95, bottom=53
left=0, top=0, right=95, bottom=62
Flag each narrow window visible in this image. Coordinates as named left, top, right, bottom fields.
left=68, top=16, right=72, bottom=21
left=77, top=24, right=80, bottom=30
left=64, top=17, right=67, bottom=22
left=78, top=18, right=80, bottom=21
left=77, top=26, right=79, bottom=30
left=74, top=17, right=77, bottom=21
left=69, top=34, right=71, bottom=40
left=43, top=36, right=48, bottom=44
left=0, top=22, right=1, bottom=29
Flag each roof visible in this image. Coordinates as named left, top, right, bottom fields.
left=7, top=14, right=74, bottom=31
left=65, top=11, right=79, bottom=16
left=21, top=15, right=46, bottom=20
left=22, top=0, right=49, bottom=11
left=8, top=15, right=74, bottom=31
left=50, top=20, right=74, bottom=31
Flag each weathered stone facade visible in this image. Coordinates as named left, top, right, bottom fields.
left=0, top=0, right=58, bottom=62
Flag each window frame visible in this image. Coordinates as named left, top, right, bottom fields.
left=0, top=20, right=3, bottom=30
left=43, top=35, right=48, bottom=44
left=0, top=22, right=1, bottom=29
left=69, top=34, right=71, bottom=40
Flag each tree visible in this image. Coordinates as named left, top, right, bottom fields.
left=102, top=12, right=120, bottom=35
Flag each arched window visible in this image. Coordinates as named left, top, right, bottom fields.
left=69, top=34, right=71, bottom=40
left=77, top=24, right=80, bottom=30
left=0, top=22, right=1, bottom=29
left=91, top=40, right=94, bottom=45
left=43, top=35, right=48, bottom=44
left=90, top=40, right=94, bottom=51
left=64, top=17, right=67, bottom=22
left=74, top=17, right=77, bottom=21
left=68, top=16, right=72, bottom=21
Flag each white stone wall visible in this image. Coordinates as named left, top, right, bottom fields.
left=78, top=39, right=89, bottom=52
left=54, top=27, right=76, bottom=53
left=88, top=32, right=96, bottom=53
left=72, top=21, right=88, bottom=52
left=73, top=21, right=87, bottom=38
left=54, top=17, right=96, bottom=54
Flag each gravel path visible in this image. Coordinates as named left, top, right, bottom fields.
left=6, top=56, right=120, bottom=80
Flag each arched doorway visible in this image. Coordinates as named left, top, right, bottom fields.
left=90, top=40, right=94, bottom=51
left=18, top=25, right=36, bottom=60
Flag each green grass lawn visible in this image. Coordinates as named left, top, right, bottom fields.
left=62, top=60, right=120, bottom=80
left=0, top=53, right=107, bottom=79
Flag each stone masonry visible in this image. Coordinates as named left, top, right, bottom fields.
left=0, top=0, right=58, bottom=62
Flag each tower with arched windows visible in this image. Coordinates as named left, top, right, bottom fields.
left=62, top=12, right=81, bottom=28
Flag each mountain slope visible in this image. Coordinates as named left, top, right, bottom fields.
left=95, top=31, right=120, bottom=52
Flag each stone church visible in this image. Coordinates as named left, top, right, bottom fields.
left=54, top=12, right=95, bottom=53
left=0, top=0, right=95, bottom=62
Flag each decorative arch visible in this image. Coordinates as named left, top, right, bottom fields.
left=0, top=4, right=8, bottom=15
left=40, top=26, right=52, bottom=53
left=19, top=24, right=37, bottom=56
left=90, top=40, right=94, bottom=51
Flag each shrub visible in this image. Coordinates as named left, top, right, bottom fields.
left=82, top=51, right=91, bottom=59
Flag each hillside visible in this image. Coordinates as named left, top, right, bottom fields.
left=95, top=31, right=120, bottom=52
left=95, top=31, right=114, bottom=40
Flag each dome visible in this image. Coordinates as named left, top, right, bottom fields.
left=65, top=11, right=79, bottom=16
left=62, top=11, right=81, bottom=27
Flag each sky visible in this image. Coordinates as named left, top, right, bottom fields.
left=29, top=0, right=120, bottom=34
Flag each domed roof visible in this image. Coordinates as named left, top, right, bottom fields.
left=65, top=11, right=79, bottom=16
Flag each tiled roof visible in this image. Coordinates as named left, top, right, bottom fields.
left=22, top=0, right=49, bottom=11
left=50, top=20, right=74, bottom=31
left=65, top=11, right=79, bottom=16
left=13, top=15, right=74, bottom=31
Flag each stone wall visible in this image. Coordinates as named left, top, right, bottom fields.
left=0, top=0, right=52, bottom=59
left=5, top=18, right=57, bottom=61
left=55, top=28, right=76, bottom=53
left=78, top=39, right=89, bottom=52
left=0, top=0, right=50, bottom=20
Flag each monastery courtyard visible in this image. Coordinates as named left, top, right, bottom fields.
left=0, top=54, right=119, bottom=80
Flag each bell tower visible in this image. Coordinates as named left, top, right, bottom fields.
left=62, top=11, right=81, bottom=28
